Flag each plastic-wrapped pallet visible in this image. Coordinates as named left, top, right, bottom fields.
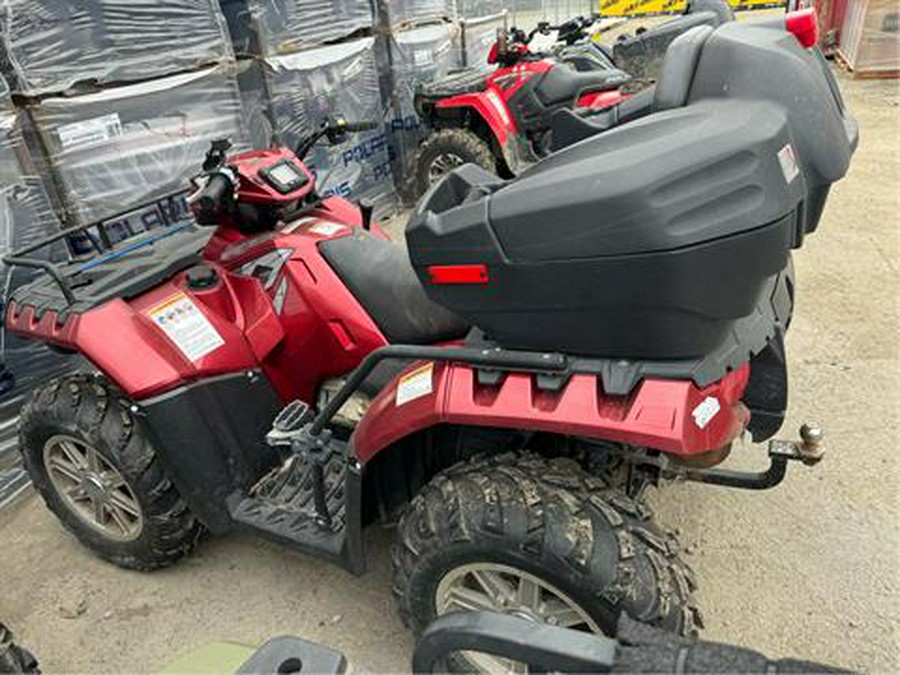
left=455, top=0, right=506, bottom=20
left=1, top=75, right=73, bottom=500
left=28, top=63, right=249, bottom=228
left=220, top=0, right=375, bottom=57
left=260, top=38, right=396, bottom=211
left=0, top=0, right=233, bottom=97
left=377, top=0, right=455, bottom=29
left=456, top=12, right=506, bottom=68
left=236, top=58, right=276, bottom=150
left=384, top=23, right=460, bottom=196
left=0, top=76, right=65, bottom=292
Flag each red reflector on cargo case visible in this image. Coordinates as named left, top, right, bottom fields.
left=785, top=8, right=818, bottom=49
left=427, top=264, right=489, bottom=284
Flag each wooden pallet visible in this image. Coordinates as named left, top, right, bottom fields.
left=835, top=48, right=900, bottom=78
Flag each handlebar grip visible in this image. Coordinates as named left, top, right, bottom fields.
left=197, top=173, right=231, bottom=211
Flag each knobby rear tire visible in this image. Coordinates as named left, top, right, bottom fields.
left=391, top=451, right=702, bottom=645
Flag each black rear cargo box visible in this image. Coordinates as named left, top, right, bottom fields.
left=407, top=20, right=856, bottom=361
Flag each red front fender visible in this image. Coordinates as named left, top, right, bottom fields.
left=436, top=90, right=517, bottom=146
left=352, top=361, right=751, bottom=464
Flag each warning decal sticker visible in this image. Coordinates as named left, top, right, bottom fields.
left=777, top=144, right=800, bottom=184
left=691, top=396, right=721, bottom=430
left=396, top=362, right=434, bottom=406
left=148, top=292, right=224, bottom=362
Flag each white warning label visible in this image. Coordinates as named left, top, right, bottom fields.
left=777, top=143, right=800, bottom=184
left=692, top=396, right=721, bottom=430
left=148, top=292, right=224, bottom=362
left=309, top=222, right=346, bottom=237
left=58, top=113, right=123, bottom=151
left=396, top=362, right=434, bottom=406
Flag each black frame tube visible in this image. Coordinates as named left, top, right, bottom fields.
left=2, top=256, right=76, bottom=305
left=308, top=344, right=567, bottom=435
left=683, top=456, right=789, bottom=490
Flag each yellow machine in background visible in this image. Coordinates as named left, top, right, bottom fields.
left=597, top=0, right=782, bottom=17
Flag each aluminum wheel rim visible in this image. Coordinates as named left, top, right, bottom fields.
left=42, top=434, right=143, bottom=542
left=428, top=152, right=465, bottom=183
left=435, top=562, right=602, bottom=674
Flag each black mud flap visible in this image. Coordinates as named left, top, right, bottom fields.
left=138, top=371, right=281, bottom=532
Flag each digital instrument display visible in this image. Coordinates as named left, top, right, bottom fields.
left=259, top=160, right=308, bottom=194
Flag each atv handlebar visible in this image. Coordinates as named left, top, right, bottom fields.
left=295, top=117, right=378, bottom=160
left=191, top=172, right=232, bottom=212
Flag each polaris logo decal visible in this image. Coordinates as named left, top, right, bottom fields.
left=777, top=144, right=800, bottom=184
left=692, top=396, right=721, bottom=430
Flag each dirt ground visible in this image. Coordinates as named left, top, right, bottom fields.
left=1, top=71, right=898, bottom=673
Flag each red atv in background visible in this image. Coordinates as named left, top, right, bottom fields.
left=4, top=12, right=856, bottom=671
left=410, top=0, right=732, bottom=197
left=410, top=24, right=632, bottom=196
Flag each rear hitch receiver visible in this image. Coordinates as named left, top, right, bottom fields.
left=681, top=423, right=825, bottom=491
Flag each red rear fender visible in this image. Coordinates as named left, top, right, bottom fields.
left=352, top=362, right=751, bottom=463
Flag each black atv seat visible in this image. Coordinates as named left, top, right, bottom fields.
left=318, top=232, right=469, bottom=344
left=535, top=66, right=629, bottom=106
left=418, top=68, right=488, bottom=100
left=548, top=25, right=715, bottom=152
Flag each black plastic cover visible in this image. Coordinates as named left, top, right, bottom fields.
left=687, top=18, right=858, bottom=233
left=488, top=99, right=803, bottom=261
left=236, top=636, right=347, bottom=674
left=407, top=20, right=856, bottom=361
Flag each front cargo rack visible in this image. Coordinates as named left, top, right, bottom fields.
left=0, top=189, right=209, bottom=318
left=2, top=190, right=207, bottom=318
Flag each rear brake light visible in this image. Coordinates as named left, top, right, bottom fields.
left=427, top=264, right=489, bottom=285
left=786, top=8, right=818, bottom=49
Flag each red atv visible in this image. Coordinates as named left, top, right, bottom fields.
left=410, top=24, right=632, bottom=196
left=410, top=1, right=732, bottom=197
left=4, top=12, right=855, bottom=669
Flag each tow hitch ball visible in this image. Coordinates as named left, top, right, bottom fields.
left=682, top=423, right=825, bottom=491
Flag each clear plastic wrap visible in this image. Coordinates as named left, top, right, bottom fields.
left=456, top=0, right=507, bottom=20
left=384, top=23, right=460, bottom=193
left=457, top=12, right=507, bottom=68
left=29, top=63, right=249, bottom=227
left=0, top=0, right=233, bottom=96
left=236, top=58, right=276, bottom=150
left=262, top=38, right=397, bottom=211
left=221, top=0, right=376, bottom=57
left=377, top=0, right=456, bottom=29
left=1, top=75, right=73, bottom=458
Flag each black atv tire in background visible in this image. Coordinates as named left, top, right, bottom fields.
left=18, top=373, right=204, bottom=570
left=412, top=129, right=496, bottom=199
left=0, top=622, right=39, bottom=674
left=391, top=452, right=701, bottom=670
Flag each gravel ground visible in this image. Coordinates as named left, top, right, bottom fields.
left=0, top=70, right=897, bottom=673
